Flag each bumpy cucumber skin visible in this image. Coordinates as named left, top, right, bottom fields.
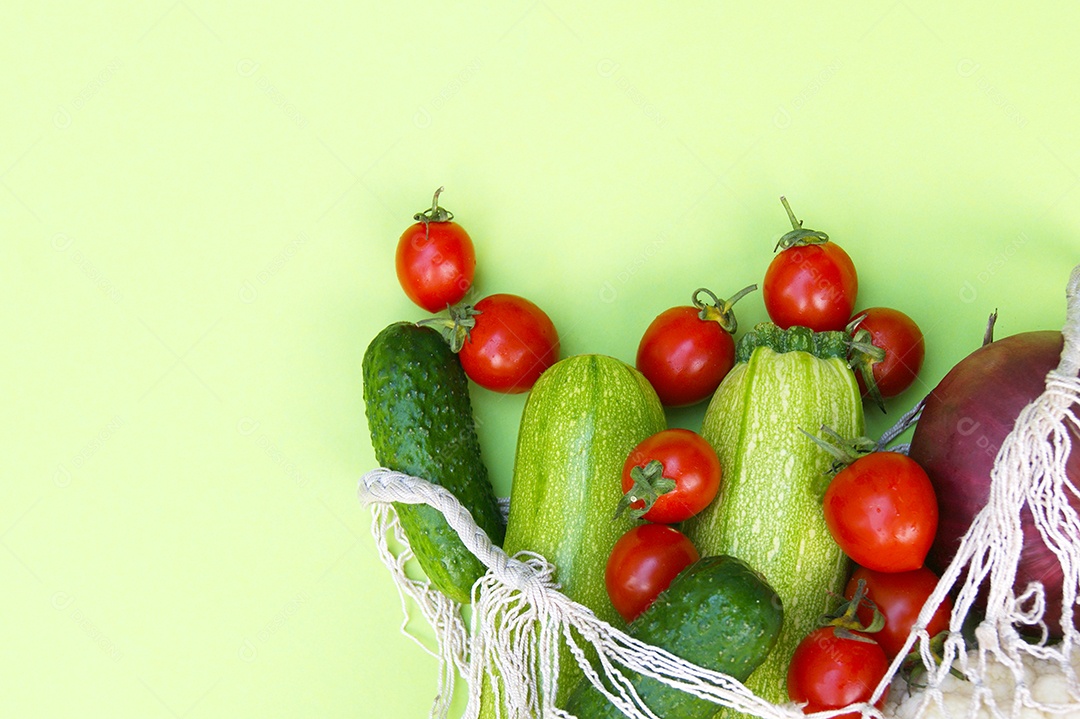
left=478, top=354, right=666, bottom=716
left=362, top=322, right=505, bottom=605
left=565, top=555, right=784, bottom=719
left=683, top=344, right=864, bottom=711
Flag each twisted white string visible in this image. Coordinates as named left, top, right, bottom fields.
left=360, top=469, right=811, bottom=719
left=367, top=500, right=469, bottom=718
left=885, top=264, right=1080, bottom=718
left=359, top=264, right=1080, bottom=719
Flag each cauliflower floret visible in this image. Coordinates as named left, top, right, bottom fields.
left=886, top=647, right=1080, bottom=719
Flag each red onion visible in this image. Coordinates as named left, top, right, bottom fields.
left=908, top=330, right=1080, bottom=639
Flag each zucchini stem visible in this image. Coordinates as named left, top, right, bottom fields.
left=736, top=322, right=849, bottom=363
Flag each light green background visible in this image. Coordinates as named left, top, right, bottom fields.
left=4, top=3, right=1078, bottom=717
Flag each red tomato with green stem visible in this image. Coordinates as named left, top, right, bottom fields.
left=635, top=285, right=756, bottom=407
left=844, top=565, right=953, bottom=660
left=821, top=449, right=939, bottom=573
left=396, top=187, right=476, bottom=312
left=605, top=524, right=700, bottom=623
left=849, top=306, right=926, bottom=401
left=787, top=626, right=890, bottom=718
left=763, top=197, right=858, bottom=332
left=422, top=293, right=559, bottom=393
left=615, top=428, right=722, bottom=524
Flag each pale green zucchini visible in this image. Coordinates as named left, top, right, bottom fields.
left=478, top=353, right=666, bottom=716
left=682, top=323, right=865, bottom=711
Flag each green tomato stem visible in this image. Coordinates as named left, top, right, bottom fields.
left=780, top=195, right=801, bottom=231
left=824, top=579, right=886, bottom=639
left=416, top=302, right=480, bottom=352
left=845, top=314, right=888, bottom=414
left=613, top=460, right=677, bottom=520
left=774, top=196, right=830, bottom=251
left=413, top=185, right=455, bottom=225
left=800, top=424, right=879, bottom=497
left=692, top=284, right=758, bottom=334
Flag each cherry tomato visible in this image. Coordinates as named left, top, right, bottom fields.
left=395, top=187, right=476, bottom=312
left=762, top=198, right=857, bottom=332
left=763, top=242, right=857, bottom=332
left=823, top=451, right=938, bottom=573
left=850, top=307, right=926, bottom=399
left=458, top=293, right=559, bottom=393
left=845, top=565, right=953, bottom=660
left=617, top=429, right=722, bottom=524
left=605, top=524, right=699, bottom=623
left=787, top=627, right=889, bottom=718
left=635, top=286, right=755, bottom=407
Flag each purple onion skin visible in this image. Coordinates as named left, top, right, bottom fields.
left=909, top=330, right=1080, bottom=640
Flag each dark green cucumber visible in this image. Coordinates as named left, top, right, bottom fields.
left=362, top=321, right=505, bottom=604
left=565, top=555, right=784, bottom=719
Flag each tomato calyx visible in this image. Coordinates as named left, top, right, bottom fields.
left=692, top=284, right=758, bottom=334
left=775, top=196, right=830, bottom=251
left=845, top=313, right=888, bottom=413
left=800, top=424, right=877, bottom=495
left=413, top=186, right=455, bottom=224
left=412, top=186, right=455, bottom=243
left=416, top=302, right=481, bottom=352
left=821, top=579, right=886, bottom=643
left=900, top=631, right=966, bottom=689
left=614, top=459, right=677, bottom=520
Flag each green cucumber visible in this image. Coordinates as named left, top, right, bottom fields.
left=565, top=555, right=784, bottom=719
left=362, top=321, right=505, bottom=605
left=479, top=353, right=666, bottom=715
left=682, top=323, right=865, bottom=710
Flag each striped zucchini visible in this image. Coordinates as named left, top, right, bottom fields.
left=682, top=323, right=864, bottom=710
left=479, top=353, right=666, bottom=715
